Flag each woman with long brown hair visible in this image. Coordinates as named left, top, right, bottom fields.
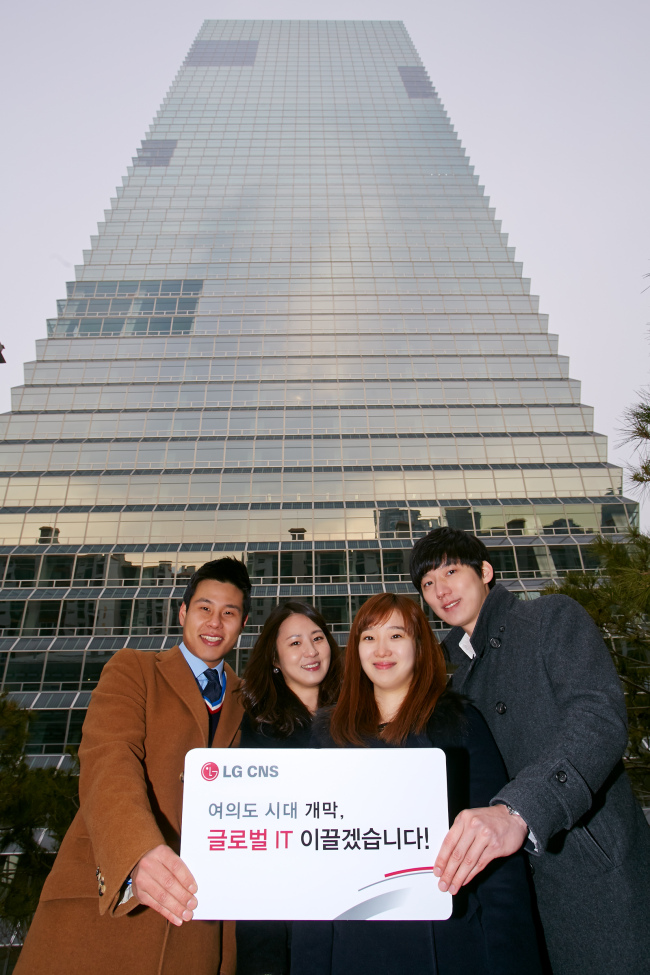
left=236, top=600, right=342, bottom=974
left=240, top=599, right=341, bottom=746
left=290, top=592, right=543, bottom=975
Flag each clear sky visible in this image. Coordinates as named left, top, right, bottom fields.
left=1, top=0, right=648, bottom=520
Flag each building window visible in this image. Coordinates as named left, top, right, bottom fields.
left=132, top=140, right=178, bottom=168
left=185, top=39, right=259, bottom=67
left=398, top=66, right=435, bottom=98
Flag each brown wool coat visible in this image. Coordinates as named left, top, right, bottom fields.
left=15, top=645, right=243, bottom=975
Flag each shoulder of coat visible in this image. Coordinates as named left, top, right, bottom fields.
left=507, top=592, right=586, bottom=626
left=102, top=644, right=149, bottom=667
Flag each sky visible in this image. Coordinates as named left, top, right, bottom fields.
left=1, top=0, right=649, bottom=520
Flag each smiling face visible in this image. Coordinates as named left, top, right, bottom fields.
left=358, top=609, right=416, bottom=700
left=420, top=560, right=493, bottom=635
left=178, top=578, right=245, bottom=666
left=274, top=613, right=331, bottom=700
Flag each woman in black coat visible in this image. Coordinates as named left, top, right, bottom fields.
left=290, top=593, right=543, bottom=975
left=236, top=600, right=342, bottom=975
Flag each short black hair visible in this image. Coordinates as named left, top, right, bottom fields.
left=182, top=557, right=252, bottom=621
left=410, top=527, right=495, bottom=593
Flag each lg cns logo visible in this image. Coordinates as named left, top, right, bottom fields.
left=201, top=762, right=220, bottom=781
left=200, top=762, right=279, bottom=780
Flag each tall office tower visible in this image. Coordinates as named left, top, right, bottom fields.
left=0, top=21, right=636, bottom=761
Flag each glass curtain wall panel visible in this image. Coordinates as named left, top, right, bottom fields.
left=0, top=20, right=635, bottom=760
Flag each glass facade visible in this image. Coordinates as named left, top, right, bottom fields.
left=0, top=20, right=636, bottom=760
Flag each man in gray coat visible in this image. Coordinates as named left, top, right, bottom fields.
left=410, top=527, right=650, bottom=975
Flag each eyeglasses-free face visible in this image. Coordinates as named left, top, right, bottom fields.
left=420, top=561, right=493, bottom=636
left=274, top=613, right=332, bottom=701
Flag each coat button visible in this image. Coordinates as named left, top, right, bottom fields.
left=555, top=770, right=567, bottom=783
left=489, top=637, right=501, bottom=648
left=499, top=625, right=505, bottom=632
left=496, top=701, right=507, bottom=715
left=530, top=864, right=535, bottom=876
left=179, top=773, right=184, bottom=782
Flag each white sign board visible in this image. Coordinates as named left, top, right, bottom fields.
left=180, top=748, right=452, bottom=921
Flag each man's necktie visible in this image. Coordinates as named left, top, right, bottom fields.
left=202, top=667, right=224, bottom=712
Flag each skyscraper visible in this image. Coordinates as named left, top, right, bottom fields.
left=0, top=20, right=636, bottom=762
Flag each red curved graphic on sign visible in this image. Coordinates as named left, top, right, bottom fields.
left=384, top=866, right=434, bottom=878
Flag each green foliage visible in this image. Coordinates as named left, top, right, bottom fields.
left=0, top=695, right=79, bottom=940
left=621, top=398, right=650, bottom=486
left=544, top=531, right=650, bottom=804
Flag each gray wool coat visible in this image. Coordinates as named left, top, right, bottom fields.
left=443, top=584, right=650, bottom=975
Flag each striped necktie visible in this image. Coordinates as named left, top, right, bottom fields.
left=202, top=667, right=225, bottom=714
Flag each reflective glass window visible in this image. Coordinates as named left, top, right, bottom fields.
left=549, top=546, right=583, bottom=574
left=5, top=651, right=45, bottom=688
left=132, top=599, right=167, bottom=634
left=39, top=555, right=75, bottom=587
left=82, top=651, right=115, bottom=688
left=25, top=711, right=67, bottom=751
left=280, top=551, right=313, bottom=584
left=23, top=601, right=62, bottom=636
left=348, top=549, right=382, bottom=581
left=74, top=555, right=106, bottom=587
left=5, top=556, right=41, bottom=587
left=60, top=600, right=96, bottom=635
left=247, top=552, right=278, bottom=584
left=315, top=596, right=349, bottom=627
left=43, top=651, right=84, bottom=690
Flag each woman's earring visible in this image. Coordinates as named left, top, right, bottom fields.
left=273, top=667, right=280, bottom=674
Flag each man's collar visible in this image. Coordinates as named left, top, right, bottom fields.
left=179, top=641, right=226, bottom=679
left=444, top=584, right=514, bottom=660
left=458, top=632, right=475, bottom=659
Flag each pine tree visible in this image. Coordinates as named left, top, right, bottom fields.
left=0, top=695, right=79, bottom=942
left=544, top=531, right=650, bottom=804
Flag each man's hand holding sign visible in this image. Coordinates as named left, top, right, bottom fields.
left=433, top=805, right=528, bottom=894
left=130, top=845, right=199, bottom=927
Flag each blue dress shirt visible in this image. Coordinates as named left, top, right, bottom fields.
left=179, top=641, right=226, bottom=693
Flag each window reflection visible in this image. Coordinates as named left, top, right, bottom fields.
left=74, top=555, right=106, bottom=587
left=43, top=651, right=84, bottom=690
left=23, top=601, right=61, bottom=636
left=40, top=555, right=75, bottom=587
left=5, top=651, right=44, bottom=688
left=60, top=600, right=96, bottom=635
left=6, top=556, right=41, bottom=587
left=348, top=549, right=382, bottom=582
left=132, top=599, right=167, bottom=635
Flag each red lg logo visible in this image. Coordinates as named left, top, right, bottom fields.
left=201, top=762, right=220, bottom=781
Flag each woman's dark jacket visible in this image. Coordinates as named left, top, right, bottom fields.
left=289, top=693, right=543, bottom=975
left=235, top=712, right=311, bottom=975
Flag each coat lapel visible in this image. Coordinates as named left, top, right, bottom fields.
left=212, top=663, right=244, bottom=748
left=156, top=645, right=208, bottom=744
left=470, top=583, right=514, bottom=658
left=445, top=585, right=515, bottom=689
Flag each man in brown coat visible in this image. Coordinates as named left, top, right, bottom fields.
left=16, top=557, right=251, bottom=975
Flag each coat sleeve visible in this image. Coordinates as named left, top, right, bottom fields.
left=77, top=648, right=168, bottom=916
left=440, top=706, right=543, bottom=975
left=490, top=596, right=629, bottom=851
